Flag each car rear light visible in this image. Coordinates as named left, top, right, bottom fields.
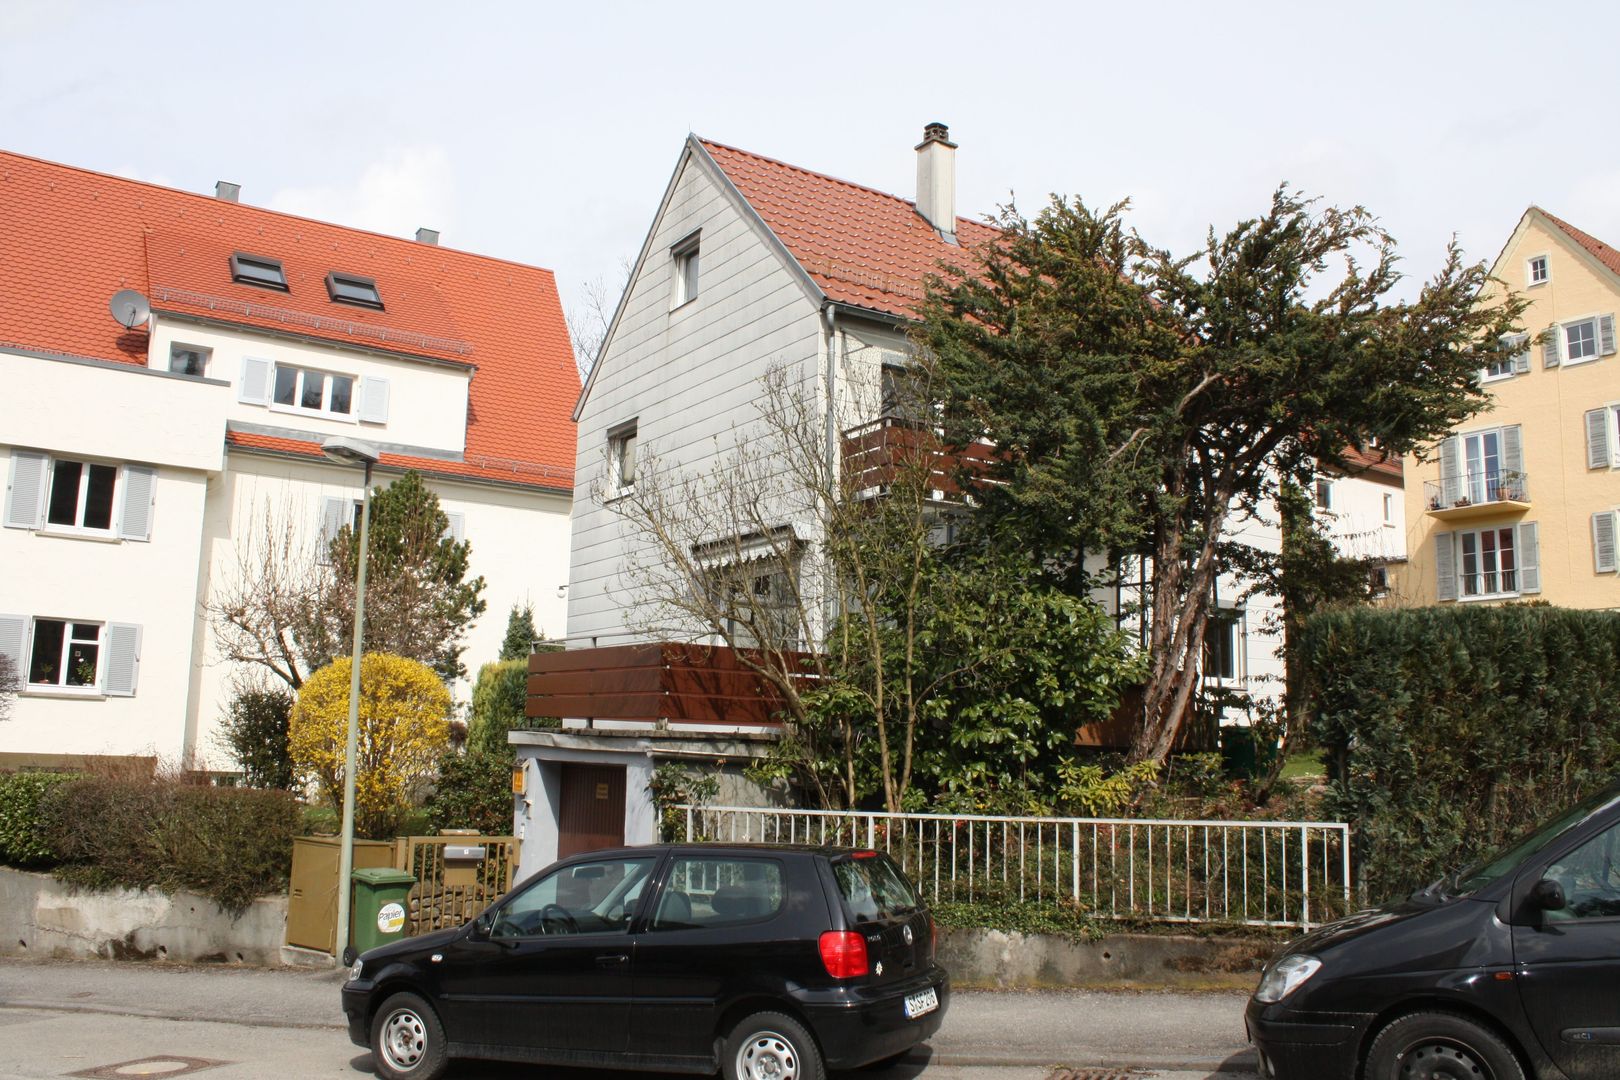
left=853, top=850, right=878, bottom=859
left=819, top=930, right=869, bottom=979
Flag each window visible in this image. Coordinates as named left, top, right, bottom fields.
left=489, top=856, right=656, bottom=939
left=671, top=232, right=700, bottom=307
left=1204, top=608, right=1243, bottom=683
left=1567, top=318, right=1599, bottom=363
left=704, top=552, right=802, bottom=650
left=608, top=423, right=637, bottom=494
left=1527, top=255, right=1549, bottom=287
left=1485, top=333, right=1529, bottom=381
left=1383, top=492, right=1395, bottom=525
left=1458, top=526, right=1517, bottom=597
left=1313, top=479, right=1333, bottom=510
left=46, top=458, right=118, bottom=532
left=28, top=619, right=100, bottom=689
left=650, top=857, right=785, bottom=930
left=272, top=364, right=355, bottom=417
left=1542, top=823, right=1620, bottom=921
left=230, top=252, right=288, bottom=291
left=0, top=616, right=140, bottom=696
left=326, top=271, right=383, bottom=309
left=168, top=343, right=211, bottom=377
left=1369, top=565, right=1390, bottom=597
left=834, top=855, right=918, bottom=923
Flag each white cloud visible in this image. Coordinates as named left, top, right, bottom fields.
left=267, top=146, right=456, bottom=240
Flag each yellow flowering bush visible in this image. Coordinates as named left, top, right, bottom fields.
left=290, top=653, right=451, bottom=838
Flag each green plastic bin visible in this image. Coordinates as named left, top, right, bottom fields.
left=350, top=867, right=417, bottom=954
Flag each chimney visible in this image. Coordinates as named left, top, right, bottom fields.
left=914, top=122, right=957, bottom=244
left=415, top=227, right=440, bottom=246
left=214, top=181, right=241, bottom=203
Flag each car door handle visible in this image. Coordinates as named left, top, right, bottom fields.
left=595, top=954, right=629, bottom=967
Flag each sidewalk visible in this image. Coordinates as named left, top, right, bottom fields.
left=0, top=957, right=1256, bottom=1073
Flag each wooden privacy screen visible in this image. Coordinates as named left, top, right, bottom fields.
left=526, top=642, right=810, bottom=726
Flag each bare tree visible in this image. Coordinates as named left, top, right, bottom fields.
left=567, top=262, right=631, bottom=380
left=202, top=496, right=325, bottom=692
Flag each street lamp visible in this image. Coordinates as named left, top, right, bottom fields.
left=322, top=435, right=381, bottom=966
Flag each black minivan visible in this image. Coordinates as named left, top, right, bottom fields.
left=342, top=844, right=948, bottom=1080
left=1248, top=780, right=1620, bottom=1079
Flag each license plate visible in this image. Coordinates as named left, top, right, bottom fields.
left=903, top=986, right=938, bottom=1019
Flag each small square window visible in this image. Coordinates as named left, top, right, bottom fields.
left=168, top=344, right=211, bottom=377
left=1567, top=319, right=1598, bottom=362
left=230, top=252, right=288, bottom=291
left=1528, top=255, right=1550, bottom=286
left=671, top=232, right=700, bottom=308
left=326, top=271, right=383, bottom=309
left=609, top=423, right=638, bottom=493
left=1383, top=492, right=1395, bottom=524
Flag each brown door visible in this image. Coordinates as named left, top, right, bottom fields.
left=558, top=764, right=626, bottom=858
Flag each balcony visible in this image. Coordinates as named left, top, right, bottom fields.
left=840, top=416, right=996, bottom=499
left=1424, top=470, right=1531, bottom=521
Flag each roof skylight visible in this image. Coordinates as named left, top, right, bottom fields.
left=230, top=252, right=288, bottom=291
left=326, top=271, right=383, bottom=309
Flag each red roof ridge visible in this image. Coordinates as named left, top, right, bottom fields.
left=696, top=136, right=992, bottom=235
left=1536, top=206, right=1620, bottom=279
left=0, top=148, right=558, bottom=279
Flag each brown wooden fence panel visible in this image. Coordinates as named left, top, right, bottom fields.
left=395, top=835, right=519, bottom=937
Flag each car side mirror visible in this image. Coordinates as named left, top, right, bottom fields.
left=471, top=910, right=493, bottom=939
left=1533, top=878, right=1567, bottom=912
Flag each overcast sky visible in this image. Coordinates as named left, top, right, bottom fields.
left=5, top=0, right=1617, bottom=347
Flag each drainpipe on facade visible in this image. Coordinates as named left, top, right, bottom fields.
left=820, top=303, right=842, bottom=641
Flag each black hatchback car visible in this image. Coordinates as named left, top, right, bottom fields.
left=342, top=844, right=948, bottom=1080
left=1248, top=780, right=1620, bottom=1080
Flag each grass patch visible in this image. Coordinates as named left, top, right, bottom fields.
left=1278, top=751, right=1326, bottom=780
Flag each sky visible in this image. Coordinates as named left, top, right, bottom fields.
left=4, top=0, right=1618, bottom=352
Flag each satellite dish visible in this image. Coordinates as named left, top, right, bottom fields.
left=108, top=289, right=151, bottom=330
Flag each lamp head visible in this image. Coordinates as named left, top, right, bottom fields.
left=321, top=436, right=381, bottom=467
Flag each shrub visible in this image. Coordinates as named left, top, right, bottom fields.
left=0, top=772, right=77, bottom=867
left=289, top=653, right=451, bottom=839
left=217, top=685, right=295, bottom=788
left=41, top=775, right=300, bottom=911
left=1302, top=605, right=1620, bottom=902
left=425, top=751, right=513, bottom=834
left=466, top=659, right=533, bottom=757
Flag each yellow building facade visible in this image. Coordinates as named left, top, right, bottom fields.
left=1397, top=208, right=1620, bottom=608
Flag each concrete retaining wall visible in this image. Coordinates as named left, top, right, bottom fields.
left=0, top=868, right=287, bottom=964
left=939, top=927, right=1274, bottom=990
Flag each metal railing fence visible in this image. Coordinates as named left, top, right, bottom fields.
left=679, top=806, right=1351, bottom=930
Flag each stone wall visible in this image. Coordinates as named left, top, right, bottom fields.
left=939, top=927, right=1273, bottom=990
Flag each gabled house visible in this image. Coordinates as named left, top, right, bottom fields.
left=514, top=128, right=1404, bottom=873
left=1397, top=207, right=1620, bottom=607
left=0, top=150, right=578, bottom=774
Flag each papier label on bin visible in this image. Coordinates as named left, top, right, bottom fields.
left=377, top=902, right=405, bottom=934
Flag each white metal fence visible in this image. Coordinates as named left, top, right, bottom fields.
left=678, top=805, right=1353, bottom=930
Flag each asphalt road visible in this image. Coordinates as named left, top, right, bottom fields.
left=0, top=957, right=1257, bottom=1080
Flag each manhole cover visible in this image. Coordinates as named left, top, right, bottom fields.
left=69, top=1057, right=230, bottom=1079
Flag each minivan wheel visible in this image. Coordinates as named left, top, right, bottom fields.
left=1364, top=1011, right=1525, bottom=1080
left=724, top=1012, right=825, bottom=1080
left=370, top=991, right=449, bottom=1080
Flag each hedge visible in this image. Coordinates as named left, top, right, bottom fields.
left=0, top=772, right=78, bottom=867
left=40, top=776, right=302, bottom=912
left=1302, top=604, right=1620, bottom=902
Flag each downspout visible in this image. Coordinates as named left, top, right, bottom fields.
left=819, top=303, right=841, bottom=641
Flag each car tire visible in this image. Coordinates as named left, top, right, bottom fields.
left=724, top=1011, right=825, bottom=1080
left=370, top=991, right=449, bottom=1080
left=1364, top=1010, right=1525, bottom=1080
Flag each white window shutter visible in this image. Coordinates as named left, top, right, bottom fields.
left=318, top=496, right=348, bottom=564
left=4, top=450, right=47, bottom=530
left=358, top=377, right=391, bottom=424
left=1435, top=530, right=1458, bottom=601
left=1513, top=333, right=1532, bottom=374
left=0, top=614, right=26, bottom=683
left=1501, top=424, right=1524, bottom=480
left=104, top=623, right=141, bottom=696
left=118, top=465, right=156, bottom=541
left=1438, top=436, right=1462, bottom=506
left=1595, top=512, right=1619, bottom=575
left=1586, top=409, right=1612, bottom=471
left=1517, top=522, right=1541, bottom=594
left=1601, top=313, right=1616, bottom=357
left=1542, top=326, right=1561, bottom=368
left=239, top=357, right=272, bottom=405
left=443, top=511, right=465, bottom=544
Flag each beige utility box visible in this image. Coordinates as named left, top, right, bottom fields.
left=287, top=836, right=398, bottom=953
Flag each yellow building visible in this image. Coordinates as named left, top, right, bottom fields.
left=1399, top=207, right=1620, bottom=608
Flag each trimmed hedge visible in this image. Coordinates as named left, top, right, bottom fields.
left=466, top=659, right=535, bottom=757
left=1302, top=605, right=1620, bottom=902
left=0, top=772, right=77, bottom=867
left=40, top=776, right=301, bottom=912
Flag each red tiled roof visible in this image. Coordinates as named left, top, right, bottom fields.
left=0, top=150, right=578, bottom=490
left=1541, top=208, right=1620, bottom=280
left=700, top=139, right=1000, bottom=319
left=1336, top=445, right=1403, bottom=482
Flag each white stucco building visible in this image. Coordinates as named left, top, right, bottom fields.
left=0, top=150, right=578, bottom=773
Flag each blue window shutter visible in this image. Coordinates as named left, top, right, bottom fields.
left=1517, top=522, right=1540, bottom=594
left=104, top=623, right=141, bottom=697
left=4, top=451, right=47, bottom=530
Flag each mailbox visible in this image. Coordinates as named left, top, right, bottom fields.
left=443, top=844, right=487, bottom=888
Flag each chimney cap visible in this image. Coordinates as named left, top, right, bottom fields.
left=415, top=227, right=440, bottom=246
left=916, top=122, right=956, bottom=150
left=215, top=181, right=241, bottom=203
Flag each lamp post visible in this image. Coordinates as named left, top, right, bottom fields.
left=322, top=435, right=381, bottom=966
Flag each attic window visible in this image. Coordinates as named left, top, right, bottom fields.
left=326, top=271, right=383, bottom=310
left=230, top=252, right=288, bottom=291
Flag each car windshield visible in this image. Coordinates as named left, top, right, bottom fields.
left=1450, top=784, right=1620, bottom=895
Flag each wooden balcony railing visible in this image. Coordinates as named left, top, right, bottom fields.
left=840, top=416, right=996, bottom=498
